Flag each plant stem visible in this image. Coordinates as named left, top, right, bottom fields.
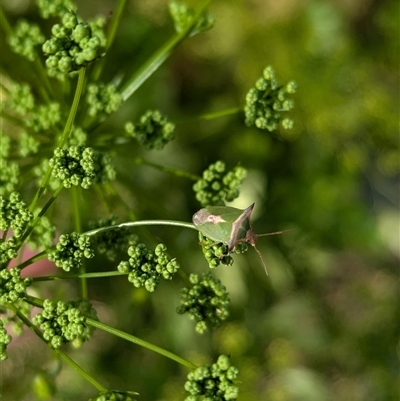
left=177, top=106, right=242, bottom=124
left=20, top=184, right=63, bottom=247
left=87, top=318, right=197, bottom=370
left=32, top=271, right=127, bottom=282
left=18, top=249, right=48, bottom=270
left=135, top=157, right=201, bottom=181
left=84, top=220, right=197, bottom=238
left=58, top=67, right=86, bottom=148
left=55, top=349, right=106, bottom=392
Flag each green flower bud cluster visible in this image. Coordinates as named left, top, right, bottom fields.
left=0, top=191, right=33, bottom=238
left=169, top=1, right=215, bottom=37
left=19, top=132, right=40, bottom=157
left=8, top=19, right=45, bottom=61
left=193, top=161, right=247, bottom=207
left=7, top=83, right=34, bottom=115
left=0, top=267, right=32, bottom=303
left=184, top=355, right=239, bottom=400
left=68, top=126, right=88, bottom=146
left=0, top=320, right=12, bottom=361
left=86, top=83, right=122, bottom=117
left=88, top=16, right=107, bottom=48
left=27, top=102, right=61, bottom=132
left=0, top=135, right=11, bottom=158
left=244, top=66, right=296, bottom=131
left=37, top=0, right=77, bottom=19
left=27, top=212, right=56, bottom=252
left=198, top=232, right=249, bottom=269
left=89, top=216, right=139, bottom=261
left=177, top=272, right=230, bottom=334
left=48, top=232, right=94, bottom=271
left=89, top=390, right=137, bottom=401
left=118, top=243, right=180, bottom=292
left=125, top=110, right=175, bottom=151
left=0, top=157, right=20, bottom=197
left=4, top=83, right=61, bottom=132
left=69, top=299, right=98, bottom=348
left=32, top=299, right=96, bottom=349
left=49, top=146, right=115, bottom=189
left=0, top=237, right=18, bottom=264
left=42, top=11, right=103, bottom=74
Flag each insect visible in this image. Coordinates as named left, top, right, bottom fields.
left=192, top=203, right=286, bottom=275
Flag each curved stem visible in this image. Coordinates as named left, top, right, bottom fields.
left=84, top=219, right=197, bottom=238
left=87, top=318, right=197, bottom=370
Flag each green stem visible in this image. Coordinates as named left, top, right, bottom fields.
left=34, top=57, right=53, bottom=101
left=84, top=220, right=197, bottom=238
left=20, top=184, right=63, bottom=247
left=18, top=249, right=48, bottom=270
left=135, top=157, right=201, bottom=181
left=177, top=106, right=242, bottom=124
left=120, top=0, right=211, bottom=101
left=71, top=187, right=88, bottom=299
left=32, top=271, right=127, bottom=282
left=58, top=67, right=86, bottom=148
left=0, top=7, right=13, bottom=36
left=9, top=303, right=106, bottom=392
left=86, top=318, right=197, bottom=370
left=55, top=349, right=106, bottom=392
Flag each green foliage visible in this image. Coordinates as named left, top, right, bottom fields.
left=89, top=390, right=137, bottom=401
left=118, top=243, right=180, bottom=292
left=177, top=272, right=230, bottom=334
left=48, top=232, right=94, bottom=271
left=125, top=110, right=175, bottom=151
left=193, top=161, right=247, bottom=207
left=32, top=299, right=97, bottom=349
left=184, top=355, right=239, bottom=400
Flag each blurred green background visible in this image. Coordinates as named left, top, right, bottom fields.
left=2, top=0, right=399, bottom=400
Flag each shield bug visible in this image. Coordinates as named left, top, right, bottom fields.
left=192, top=203, right=286, bottom=275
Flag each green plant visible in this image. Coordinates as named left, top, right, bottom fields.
left=0, top=0, right=298, bottom=399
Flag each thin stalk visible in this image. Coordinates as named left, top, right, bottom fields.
left=84, top=220, right=197, bottom=238
left=71, top=187, right=88, bottom=298
left=58, top=67, right=86, bottom=148
left=135, top=157, right=201, bottom=181
left=20, top=184, right=63, bottom=246
left=177, top=106, right=242, bottom=124
left=32, top=271, right=127, bottom=282
left=87, top=318, right=197, bottom=370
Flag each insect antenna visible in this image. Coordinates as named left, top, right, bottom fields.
left=251, top=243, right=269, bottom=275
left=257, top=229, right=291, bottom=237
